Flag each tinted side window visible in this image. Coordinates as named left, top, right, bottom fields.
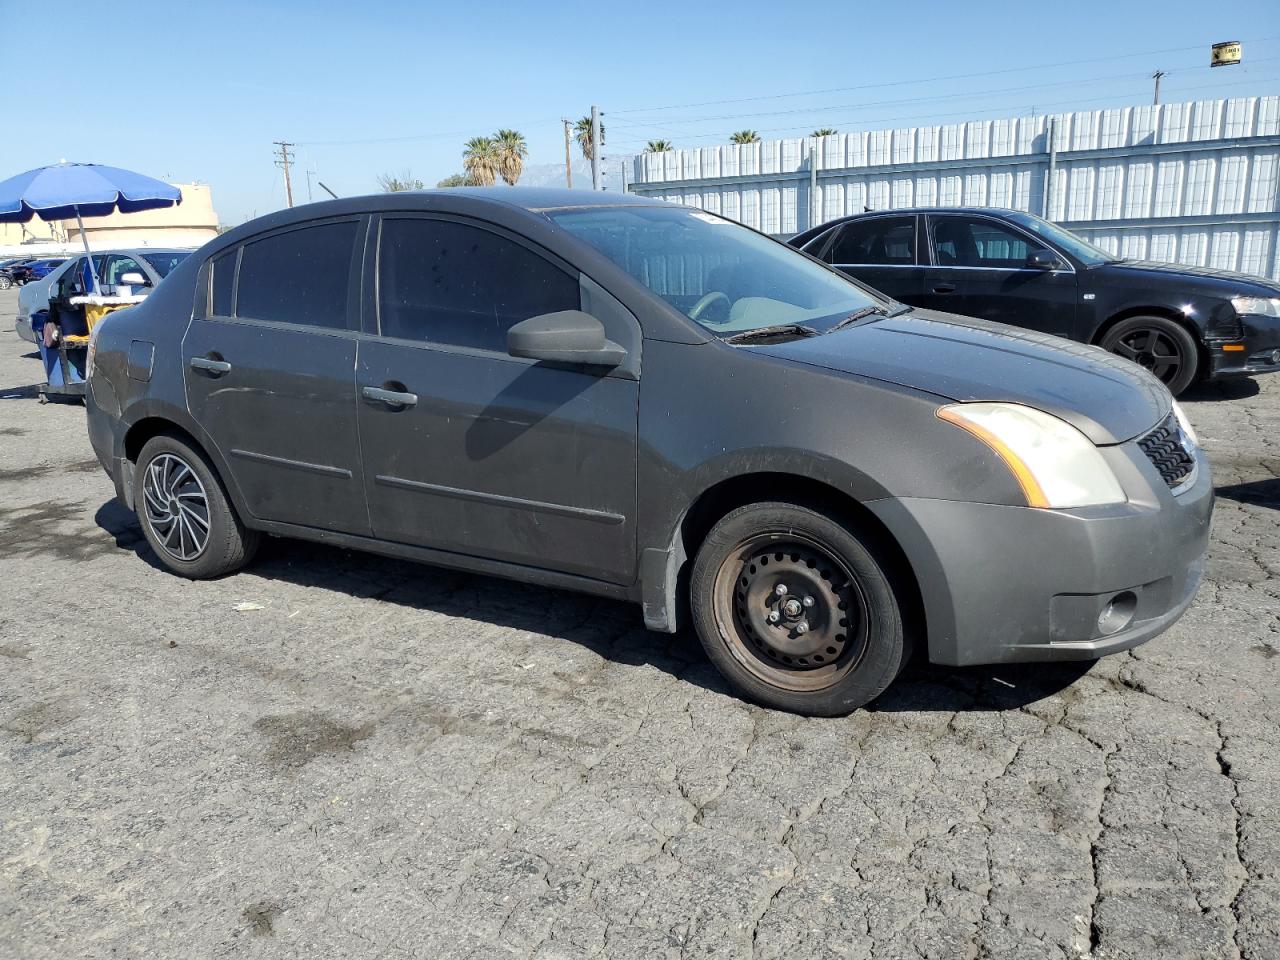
left=378, top=218, right=579, bottom=351
left=210, top=250, right=236, bottom=316
left=828, top=217, right=916, bottom=265
left=237, top=221, right=357, bottom=328
left=932, top=217, right=1030, bottom=268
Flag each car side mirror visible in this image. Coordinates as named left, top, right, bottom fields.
left=118, top=271, right=149, bottom=286
left=507, top=310, right=625, bottom=368
left=1026, top=249, right=1063, bottom=271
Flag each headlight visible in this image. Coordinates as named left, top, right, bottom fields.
left=1231, top=296, right=1280, bottom=318
left=1170, top=400, right=1198, bottom=446
left=937, top=402, right=1126, bottom=508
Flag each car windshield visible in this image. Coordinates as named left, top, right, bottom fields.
left=140, top=251, right=191, bottom=278
left=1003, top=211, right=1119, bottom=266
left=547, top=205, right=884, bottom=334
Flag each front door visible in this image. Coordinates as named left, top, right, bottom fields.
left=823, top=214, right=924, bottom=304
left=355, top=215, right=639, bottom=585
left=183, top=218, right=370, bottom=534
left=923, top=214, right=1077, bottom=336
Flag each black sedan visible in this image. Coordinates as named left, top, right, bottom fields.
left=85, top=189, right=1210, bottom=716
left=789, top=207, right=1280, bottom=395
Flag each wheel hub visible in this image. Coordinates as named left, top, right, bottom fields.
left=733, top=545, right=853, bottom=668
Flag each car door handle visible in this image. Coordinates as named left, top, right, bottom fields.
left=190, top=356, right=231, bottom=375
left=362, top=385, right=418, bottom=408
left=932, top=282, right=957, bottom=294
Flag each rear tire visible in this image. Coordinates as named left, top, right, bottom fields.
left=133, top=434, right=259, bottom=579
left=1100, top=315, right=1199, bottom=396
left=690, top=501, right=912, bottom=716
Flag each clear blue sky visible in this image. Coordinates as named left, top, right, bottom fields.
left=5, top=0, right=1277, bottom=225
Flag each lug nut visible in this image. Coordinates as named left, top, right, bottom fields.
left=775, top=584, right=788, bottom=596
left=802, top=596, right=815, bottom=608
left=795, top=622, right=809, bottom=635
left=767, top=610, right=781, bottom=623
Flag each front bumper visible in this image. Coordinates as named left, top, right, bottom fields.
left=868, top=442, right=1213, bottom=667
left=14, top=315, right=35, bottom=344
left=1207, top=312, right=1280, bottom=378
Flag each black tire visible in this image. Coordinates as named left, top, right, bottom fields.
left=1100, top=315, right=1200, bottom=396
left=690, top=501, right=912, bottom=716
left=0, top=276, right=11, bottom=290
left=133, top=433, right=259, bottom=578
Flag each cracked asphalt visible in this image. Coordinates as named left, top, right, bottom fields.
left=1, top=286, right=1278, bottom=959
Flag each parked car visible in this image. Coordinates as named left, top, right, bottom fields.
left=0, top=256, right=41, bottom=289
left=21, top=258, right=66, bottom=282
left=789, top=207, right=1280, bottom=396
left=14, top=249, right=192, bottom=344
left=86, top=190, right=1211, bottom=716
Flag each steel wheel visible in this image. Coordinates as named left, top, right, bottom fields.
left=1109, top=326, right=1187, bottom=385
left=141, top=453, right=211, bottom=561
left=711, top=532, right=871, bottom=693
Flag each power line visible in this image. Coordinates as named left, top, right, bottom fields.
left=298, top=116, right=563, bottom=148
left=609, top=35, right=1279, bottom=116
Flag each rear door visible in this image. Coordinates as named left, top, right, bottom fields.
left=183, top=218, right=371, bottom=534
left=355, top=213, right=640, bottom=584
left=923, top=213, right=1077, bottom=336
left=822, top=215, right=923, bottom=304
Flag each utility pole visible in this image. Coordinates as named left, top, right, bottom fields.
left=590, top=105, right=603, bottom=191
left=1151, top=70, right=1166, bottom=105
left=273, top=140, right=296, bottom=208
left=562, top=119, right=574, bottom=189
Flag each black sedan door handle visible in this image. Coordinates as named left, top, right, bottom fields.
left=190, top=356, right=231, bottom=375
left=362, top=385, right=418, bottom=408
left=932, top=282, right=957, bottom=294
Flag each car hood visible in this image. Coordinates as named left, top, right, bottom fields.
left=756, top=309, right=1171, bottom=444
left=1095, top=259, right=1280, bottom=294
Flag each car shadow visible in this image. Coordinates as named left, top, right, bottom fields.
left=94, top=499, right=1094, bottom=715
left=1215, top=477, right=1280, bottom=511
left=1180, top=378, right=1261, bottom=402
left=0, top=383, right=40, bottom=400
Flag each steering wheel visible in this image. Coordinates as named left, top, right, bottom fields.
left=689, top=290, right=732, bottom=324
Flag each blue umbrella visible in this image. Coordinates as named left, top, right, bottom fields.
left=0, top=162, right=182, bottom=293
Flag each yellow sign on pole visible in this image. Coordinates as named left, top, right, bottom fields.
left=1211, top=41, right=1242, bottom=67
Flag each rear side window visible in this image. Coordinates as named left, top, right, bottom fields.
left=378, top=218, right=580, bottom=351
left=210, top=251, right=236, bottom=316
left=236, top=221, right=358, bottom=328
left=828, top=217, right=916, bottom=265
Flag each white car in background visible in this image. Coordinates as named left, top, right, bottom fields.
left=14, top=248, right=194, bottom=344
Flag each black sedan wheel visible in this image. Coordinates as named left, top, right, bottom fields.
left=690, top=502, right=911, bottom=716
left=0, top=275, right=11, bottom=290
left=133, top=434, right=260, bottom=578
left=1100, top=316, right=1199, bottom=396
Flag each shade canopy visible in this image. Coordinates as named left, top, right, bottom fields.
left=0, top=162, right=182, bottom=223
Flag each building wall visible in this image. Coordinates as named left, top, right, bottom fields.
left=0, top=183, right=219, bottom=257
left=626, top=96, right=1280, bottom=281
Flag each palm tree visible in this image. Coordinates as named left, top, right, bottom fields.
left=811, top=128, right=838, bottom=138
left=493, top=129, right=528, bottom=186
left=436, top=173, right=468, bottom=188
left=644, top=139, right=675, bottom=153
left=574, top=116, right=605, bottom=161
left=729, top=130, right=760, bottom=144
left=462, top=137, right=498, bottom=186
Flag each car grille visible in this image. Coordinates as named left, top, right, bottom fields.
left=1137, top=413, right=1197, bottom=489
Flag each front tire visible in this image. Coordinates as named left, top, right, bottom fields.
left=133, top=434, right=259, bottom=578
left=690, top=502, right=912, bottom=716
left=1100, top=316, right=1199, bottom=396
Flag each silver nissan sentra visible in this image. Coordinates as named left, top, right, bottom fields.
left=85, top=188, right=1213, bottom=716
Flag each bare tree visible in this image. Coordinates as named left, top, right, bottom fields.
left=377, top=171, right=424, bottom=192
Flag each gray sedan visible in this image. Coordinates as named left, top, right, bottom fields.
left=84, top=189, right=1211, bottom=716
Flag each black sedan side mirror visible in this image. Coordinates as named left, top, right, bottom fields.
left=1026, top=248, right=1065, bottom=271
left=507, top=310, right=625, bottom=368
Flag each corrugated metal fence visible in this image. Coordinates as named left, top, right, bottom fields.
left=626, top=96, right=1280, bottom=280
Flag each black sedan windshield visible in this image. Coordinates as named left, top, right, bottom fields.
left=1004, top=211, right=1118, bottom=267
left=548, top=205, right=882, bottom=333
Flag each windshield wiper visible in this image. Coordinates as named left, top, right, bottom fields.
left=722, top=323, right=818, bottom=344
left=827, top=302, right=912, bottom=333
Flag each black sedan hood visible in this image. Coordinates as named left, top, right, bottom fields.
left=1095, top=259, right=1280, bottom=294
left=758, top=310, right=1171, bottom=444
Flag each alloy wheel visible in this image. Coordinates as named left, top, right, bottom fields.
left=142, top=453, right=211, bottom=561
left=1110, top=327, right=1186, bottom=385
left=712, top=532, right=870, bottom=692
